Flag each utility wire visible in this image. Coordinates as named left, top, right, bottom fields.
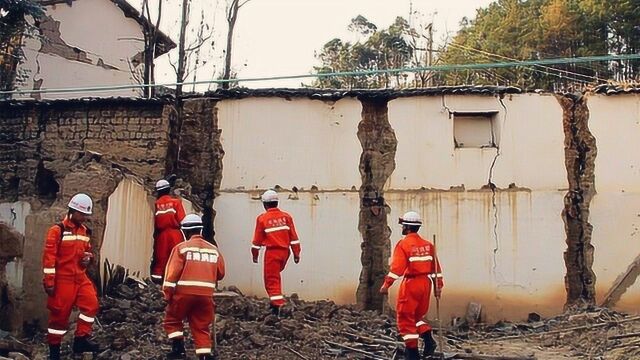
left=2, top=53, right=639, bottom=96
left=448, top=42, right=605, bottom=82
left=448, top=43, right=592, bottom=85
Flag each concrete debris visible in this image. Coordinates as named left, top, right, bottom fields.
left=15, top=280, right=640, bottom=359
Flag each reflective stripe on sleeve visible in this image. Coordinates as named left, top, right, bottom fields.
left=151, top=275, right=162, bottom=279
left=402, top=334, right=419, bottom=340
left=79, top=314, right=94, bottom=323
left=251, top=245, right=261, bottom=250
left=48, top=328, right=67, bottom=335
left=387, top=272, right=401, bottom=280
left=163, top=281, right=176, bottom=288
left=155, top=208, right=177, bottom=215
left=269, top=295, right=284, bottom=301
left=416, top=321, right=427, bottom=327
left=290, top=240, right=300, bottom=245
left=195, top=348, right=211, bottom=354
left=428, top=273, right=444, bottom=278
left=265, top=225, right=290, bottom=233
left=168, top=331, right=183, bottom=339
left=408, top=255, right=433, bottom=262
left=43, top=268, right=56, bottom=274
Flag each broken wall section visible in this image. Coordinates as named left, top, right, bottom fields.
left=558, top=95, right=597, bottom=308
left=175, top=99, right=224, bottom=241
left=355, top=98, right=397, bottom=311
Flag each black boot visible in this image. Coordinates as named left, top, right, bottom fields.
left=404, top=347, right=420, bottom=360
left=72, top=336, right=100, bottom=354
left=198, top=354, right=216, bottom=360
left=48, top=344, right=61, bottom=360
left=270, top=304, right=281, bottom=317
left=421, top=330, right=437, bottom=358
left=166, top=338, right=186, bottom=359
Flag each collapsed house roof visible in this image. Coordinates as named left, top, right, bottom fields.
left=37, top=0, right=176, bottom=57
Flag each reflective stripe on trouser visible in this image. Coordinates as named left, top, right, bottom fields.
left=264, top=248, right=289, bottom=306
left=396, top=276, right=432, bottom=348
left=152, top=228, right=184, bottom=278
left=46, top=276, right=99, bottom=345
left=164, top=294, right=214, bottom=352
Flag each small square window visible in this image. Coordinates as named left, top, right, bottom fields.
left=453, top=111, right=499, bottom=149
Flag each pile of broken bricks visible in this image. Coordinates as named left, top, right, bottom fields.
left=7, top=278, right=640, bottom=359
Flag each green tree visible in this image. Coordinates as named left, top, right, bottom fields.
left=438, top=0, right=640, bottom=90
left=0, top=0, right=43, bottom=95
left=313, top=16, right=418, bottom=89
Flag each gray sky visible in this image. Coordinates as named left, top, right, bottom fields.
left=153, top=0, right=494, bottom=89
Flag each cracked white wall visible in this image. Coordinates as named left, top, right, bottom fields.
left=387, top=94, right=567, bottom=321
left=588, top=94, right=640, bottom=312
left=215, top=97, right=363, bottom=303
left=17, top=0, right=145, bottom=99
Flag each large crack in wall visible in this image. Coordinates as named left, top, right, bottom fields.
left=558, top=94, right=597, bottom=308
left=176, top=99, right=224, bottom=243
left=355, top=98, right=397, bottom=311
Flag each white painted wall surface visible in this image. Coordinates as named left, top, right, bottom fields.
left=17, top=0, right=145, bottom=99
left=214, top=192, right=362, bottom=304
left=386, top=190, right=567, bottom=321
left=0, top=201, right=31, bottom=289
left=218, top=98, right=362, bottom=191
left=388, top=94, right=566, bottom=191
left=102, top=179, right=155, bottom=277
left=588, top=94, right=640, bottom=311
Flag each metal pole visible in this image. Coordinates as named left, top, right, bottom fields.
left=433, top=234, right=445, bottom=359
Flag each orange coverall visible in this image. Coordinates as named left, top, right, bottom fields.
left=381, top=233, right=444, bottom=348
left=163, top=235, right=225, bottom=355
left=42, top=217, right=98, bottom=345
left=251, top=207, right=300, bottom=307
left=151, top=195, right=186, bottom=280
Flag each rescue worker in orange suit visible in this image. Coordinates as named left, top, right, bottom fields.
left=251, top=189, right=301, bottom=316
left=380, top=211, right=444, bottom=360
left=151, top=179, right=186, bottom=284
left=42, top=193, right=100, bottom=360
left=163, top=214, right=225, bottom=360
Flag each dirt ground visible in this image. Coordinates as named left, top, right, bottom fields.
left=6, top=278, right=639, bottom=360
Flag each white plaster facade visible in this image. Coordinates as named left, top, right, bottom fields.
left=213, top=93, right=571, bottom=322
left=15, top=0, right=174, bottom=99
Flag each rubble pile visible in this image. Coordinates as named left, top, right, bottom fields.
left=464, top=307, right=640, bottom=360
left=29, top=279, right=402, bottom=359
left=20, top=280, right=640, bottom=359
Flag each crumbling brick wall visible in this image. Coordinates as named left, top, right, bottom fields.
left=0, top=99, right=170, bottom=203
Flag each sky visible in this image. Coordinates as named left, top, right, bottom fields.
left=152, top=0, right=495, bottom=89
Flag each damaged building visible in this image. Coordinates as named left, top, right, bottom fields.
left=1, top=86, right=640, bottom=335
left=10, top=0, right=175, bottom=99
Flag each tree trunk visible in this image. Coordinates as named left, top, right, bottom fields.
left=176, top=0, right=189, bottom=98
left=222, top=0, right=239, bottom=89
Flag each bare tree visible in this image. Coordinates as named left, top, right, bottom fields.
left=175, top=0, right=189, bottom=98
left=140, top=0, right=163, bottom=98
left=222, top=0, right=251, bottom=89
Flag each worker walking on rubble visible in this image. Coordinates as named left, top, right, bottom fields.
left=380, top=211, right=444, bottom=360
left=42, top=193, right=100, bottom=360
left=151, top=178, right=186, bottom=284
left=163, top=214, right=225, bottom=360
left=251, top=189, right=301, bottom=316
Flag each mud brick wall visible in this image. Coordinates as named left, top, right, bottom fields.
left=0, top=99, right=171, bottom=203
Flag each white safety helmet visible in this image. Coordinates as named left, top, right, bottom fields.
left=68, top=193, right=93, bottom=215
left=181, top=214, right=204, bottom=230
left=261, top=189, right=279, bottom=203
left=399, top=211, right=422, bottom=226
left=155, top=179, right=170, bottom=191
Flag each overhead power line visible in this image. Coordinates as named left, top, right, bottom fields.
left=2, top=53, right=640, bottom=96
